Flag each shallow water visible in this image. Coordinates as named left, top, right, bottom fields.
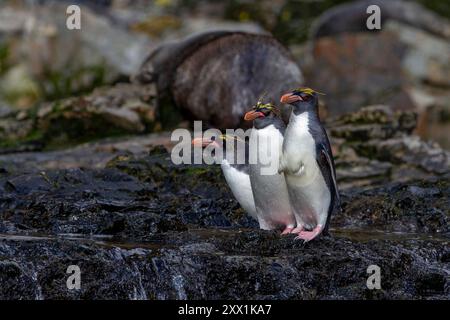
left=184, top=227, right=450, bottom=243
left=0, top=227, right=447, bottom=251
left=0, top=232, right=169, bottom=250
left=330, top=228, right=450, bottom=243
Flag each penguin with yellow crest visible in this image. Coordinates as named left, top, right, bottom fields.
left=279, top=87, right=340, bottom=242
left=244, top=100, right=295, bottom=233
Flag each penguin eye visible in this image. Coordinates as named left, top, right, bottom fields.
left=302, top=94, right=311, bottom=101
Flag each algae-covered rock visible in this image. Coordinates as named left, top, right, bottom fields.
left=0, top=106, right=448, bottom=299
left=329, top=105, right=450, bottom=189
left=0, top=104, right=449, bottom=299
left=0, top=146, right=448, bottom=299
left=0, top=231, right=448, bottom=299
left=0, top=83, right=158, bottom=151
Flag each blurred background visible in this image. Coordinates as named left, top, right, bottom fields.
left=0, top=0, right=449, bottom=153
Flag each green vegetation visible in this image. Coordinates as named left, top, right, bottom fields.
left=224, top=0, right=449, bottom=45
left=0, top=128, right=44, bottom=150
left=0, top=44, right=10, bottom=76
left=224, top=0, right=349, bottom=45
left=417, top=0, right=450, bottom=18
left=131, top=15, right=182, bottom=38
left=39, top=64, right=108, bottom=102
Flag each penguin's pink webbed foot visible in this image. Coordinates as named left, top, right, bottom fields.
left=281, top=226, right=294, bottom=235
left=295, top=225, right=323, bottom=242
left=290, top=225, right=304, bottom=234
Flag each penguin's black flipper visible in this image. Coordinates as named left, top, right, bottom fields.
left=316, top=142, right=341, bottom=234
left=318, top=144, right=340, bottom=206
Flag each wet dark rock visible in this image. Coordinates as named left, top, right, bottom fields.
left=0, top=133, right=172, bottom=173
left=0, top=167, right=188, bottom=238
left=0, top=145, right=448, bottom=299
left=106, top=154, right=258, bottom=230
left=0, top=230, right=448, bottom=300
left=335, top=177, right=450, bottom=234
left=136, top=31, right=303, bottom=129
left=0, top=105, right=449, bottom=299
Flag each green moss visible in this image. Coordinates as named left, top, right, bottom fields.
left=41, top=112, right=133, bottom=150
left=276, top=0, right=352, bottom=45
left=157, top=95, right=184, bottom=129
left=0, top=128, right=44, bottom=149
left=225, top=0, right=273, bottom=28
left=182, top=166, right=210, bottom=176
left=131, top=15, right=182, bottom=37
left=222, top=0, right=449, bottom=45
left=417, top=0, right=450, bottom=18
left=223, top=0, right=351, bottom=45
left=0, top=44, right=10, bottom=76
left=39, top=64, right=108, bottom=102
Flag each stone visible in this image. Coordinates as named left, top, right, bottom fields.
left=0, top=64, right=40, bottom=109
left=0, top=1, right=153, bottom=108
left=0, top=103, right=449, bottom=299
left=0, top=82, right=158, bottom=153
left=298, top=19, right=450, bottom=149
left=0, top=101, right=13, bottom=118
left=97, top=107, right=144, bottom=133
left=0, top=83, right=157, bottom=150
left=0, top=133, right=172, bottom=172
left=0, top=145, right=448, bottom=299
left=327, top=105, right=450, bottom=189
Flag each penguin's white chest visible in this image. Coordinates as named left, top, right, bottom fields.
left=249, top=124, right=283, bottom=173
left=282, top=112, right=319, bottom=184
left=221, top=161, right=257, bottom=218
left=248, top=125, right=294, bottom=229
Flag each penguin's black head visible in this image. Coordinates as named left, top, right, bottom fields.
left=280, top=87, right=324, bottom=113
left=243, top=100, right=281, bottom=129
left=244, top=101, right=279, bottom=120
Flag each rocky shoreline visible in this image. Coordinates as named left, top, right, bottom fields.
left=0, top=107, right=448, bottom=300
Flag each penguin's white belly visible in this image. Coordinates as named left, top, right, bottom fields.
left=285, top=164, right=330, bottom=227
left=249, top=125, right=294, bottom=229
left=221, top=161, right=257, bottom=219
left=283, top=112, right=331, bottom=227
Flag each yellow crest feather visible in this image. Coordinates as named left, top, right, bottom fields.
left=295, top=87, right=325, bottom=96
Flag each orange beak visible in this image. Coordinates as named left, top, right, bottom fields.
left=192, top=137, right=214, bottom=147
left=244, top=110, right=265, bottom=121
left=280, top=92, right=302, bottom=104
